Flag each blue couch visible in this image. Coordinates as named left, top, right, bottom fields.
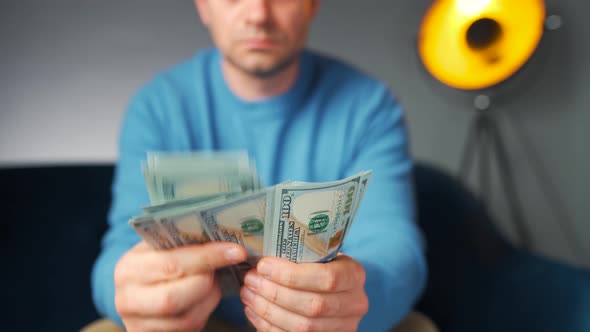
left=1, top=163, right=588, bottom=331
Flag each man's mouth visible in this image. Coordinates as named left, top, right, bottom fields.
left=243, top=37, right=277, bottom=49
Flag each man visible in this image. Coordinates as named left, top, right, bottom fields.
left=91, top=0, right=427, bottom=331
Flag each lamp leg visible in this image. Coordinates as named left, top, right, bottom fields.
left=458, top=111, right=493, bottom=203
left=487, top=116, right=532, bottom=248
left=477, top=113, right=492, bottom=204
left=458, top=114, right=481, bottom=181
left=457, top=111, right=532, bottom=249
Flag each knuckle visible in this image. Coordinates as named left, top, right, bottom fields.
left=321, top=268, right=338, bottom=292
left=306, top=295, right=327, bottom=318
left=114, top=291, right=130, bottom=316
left=258, top=298, right=273, bottom=321
left=267, top=283, right=279, bottom=303
left=294, top=318, right=315, bottom=332
left=283, top=270, right=298, bottom=288
left=358, top=293, right=370, bottom=315
left=161, top=257, right=183, bottom=279
left=199, top=249, right=218, bottom=273
left=113, top=257, right=130, bottom=286
left=355, top=263, right=367, bottom=285
left=123, top=321, right=142, bottom=332
left=132, top=320, right=153, bottom=332
left=180, top=313, right=205, bottom=332
left=199, top=257, right=214, bottom=273
left=158, top=290, right=181, bottom=316
left=256, top=319, right=272, bottom=332
left=113, top=266, right=125, bottom=287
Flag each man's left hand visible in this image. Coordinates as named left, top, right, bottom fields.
left=240, top=254, right=369, bottom=332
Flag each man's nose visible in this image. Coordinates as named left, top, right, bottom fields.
left=245, top=0, right=272, bottom=26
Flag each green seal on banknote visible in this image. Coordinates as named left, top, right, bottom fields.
left=241, top=218, right=264, bottom=234
left=308, top=213, right=330, bottom=233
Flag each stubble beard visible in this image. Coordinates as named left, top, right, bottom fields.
left=224, top=49, right=301, bottom=79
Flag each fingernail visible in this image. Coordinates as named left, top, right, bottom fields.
left=258, top=261, right=273, bottom=278
left=225, top=247, right=244, bottom=261
left=241, top=287, right=255, bottom=304
left=244, top=273, right=260, bottom=290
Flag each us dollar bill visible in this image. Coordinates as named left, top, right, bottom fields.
left=130, top=150, right=373, bottom=295
left=130, top=207, right=243, bottom=295
left=334, top=171, right=373, bottom=254
left=199, top=190, right=269, bottom=264
left=264, top=171, right=372, bottom=263
left=351, top=172, right=372, bottom=219
left=141, top=192, right=244, bottom=214
left=198, top=190, right=273, bottom=287
left=143, top=151, right=262, bottom=205
left=129, top=216, right=175, bottom=250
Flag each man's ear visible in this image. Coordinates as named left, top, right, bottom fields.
left=194, top=0, right=210, bottom=26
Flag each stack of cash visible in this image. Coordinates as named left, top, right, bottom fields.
left=129, top=151, right=372, bottom=295
left=142, top=151, right=262, bottom=205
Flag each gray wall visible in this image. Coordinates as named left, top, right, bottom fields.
left=1, top=0, right=588, bottom=267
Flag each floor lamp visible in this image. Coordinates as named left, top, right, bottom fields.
left=417, top=0, right=546, bottom=249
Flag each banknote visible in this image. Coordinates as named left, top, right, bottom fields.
left=141, top=192, right=244, bottom=214
left=263, top=171, right=372, bottom=263
left=131, top=189, right=272, bottom=289
left=333, top=171, right=372, bottom=255
left=143, top=151, right=261, bottom=205
left=130, top=209, right=242, bottom=295
left=129, top=216, right=175, bottom=250
left=130, top=150, right=373, bottom=294
left=199, top=190, right=269, bottom=264
left=352, top=172, right=372, bottom=219
left=132, top=170, right=372, bottom=263
left=144, top=214, right=243, bottom=296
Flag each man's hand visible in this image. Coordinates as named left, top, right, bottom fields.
left=114, top=241, right=247, bottom=332
left=240, top=254, right=369, bottom=332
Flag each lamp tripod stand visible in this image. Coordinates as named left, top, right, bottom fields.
left=457, top=95, right=531, bottom=248
left=417, top=0, right=587, bottom=261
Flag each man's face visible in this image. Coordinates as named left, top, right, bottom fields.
left=196, top=0, right=318, bottom=78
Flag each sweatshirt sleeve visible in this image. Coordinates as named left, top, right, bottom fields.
left=91, top=86, right=165, bottom=326
left=341, top=84, right=427, bottom=331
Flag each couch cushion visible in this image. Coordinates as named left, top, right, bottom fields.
left=0, top=165, right=113, bottom=331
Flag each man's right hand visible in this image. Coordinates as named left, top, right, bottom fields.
left=114, top=241, right=247, bottom=332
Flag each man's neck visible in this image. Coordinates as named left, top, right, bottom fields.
left=221, top=59, right=300, bottom=102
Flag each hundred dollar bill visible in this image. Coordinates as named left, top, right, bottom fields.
left=129, top=216, right=175, bottom=250
left=130, top=208, right=242, bottom=296
left=131, top=152, right=373, bottom=295
left=333, top=171, right=373, bottom=254
left=132, top=188, right=273, bottom=288
left=129, top=210, right=210, bottom=248
left=143, top=151, right=262, bottom=205
left=152, top=173, right=252, bottom=204
left=351, top=172, right=372, bottom=219
left=264, top=171, right=372, bottom=263
left=199, top=190, right=271, bottom=285
left=199, top=191, right=268, bottom=259
left=158, top=212, right=209, bottom=246
left=141, top=192, right=245, bottom=214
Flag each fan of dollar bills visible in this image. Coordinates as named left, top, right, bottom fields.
left=129, top=151, right=372, bottom=295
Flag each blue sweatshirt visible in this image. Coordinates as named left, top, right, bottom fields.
left=92, top=48, right=427, bottom=331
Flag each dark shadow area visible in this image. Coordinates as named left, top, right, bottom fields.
left=0, top=165, right=112, bottom=331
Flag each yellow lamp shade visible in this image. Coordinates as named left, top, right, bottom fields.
left=418, top=0, right=546, bottom=90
